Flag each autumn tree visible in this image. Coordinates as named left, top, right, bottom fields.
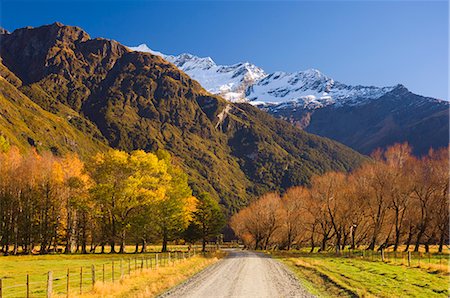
left=231, top=193, right=281, bottom=250
left=279, top=187, right=308, bottom=250
left=89, top=150, right=171, bottom=253
left=231, top=144, right=449, bottom=253
left=188, top=192, right=225, bottom=252
left=154, top=150, right=195, bottom=252
left=59, top=154, right=91, bottom=253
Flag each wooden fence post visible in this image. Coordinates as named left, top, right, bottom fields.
left=102, top=264, right=105, bottom=283
left=91, top=265, right=95, bottom=288
left=80, top=267, right=83, bottom=295
left=381, top=249, right=385, bottom=262
left=408, top=251, right=411, bottom=267
left=66, top=268, right=70, bottom=298
left=156, top=254, right=158, bottom=268
left=26, top=274, right=30, bottom=298
left=169, top=252, right=171, bottom=265
left=141, top=258, right=144, bottom=272
left=112, top=261, right=115, bottom=283
left=47, top=271, right=53, bottom=298
left=120, top=259, right=123, bottom=280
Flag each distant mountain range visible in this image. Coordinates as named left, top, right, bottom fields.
left=0, top=23, right=365, bottom=212
left=130, top=44, right=449, bottom=155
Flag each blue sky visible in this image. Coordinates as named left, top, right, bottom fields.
left=1, top=0, right=448, bottom=99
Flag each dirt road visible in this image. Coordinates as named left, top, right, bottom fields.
left=159, top=249, right=314, bottom=298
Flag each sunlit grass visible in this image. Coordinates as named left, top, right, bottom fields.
left=76, top=252, right=224, bottom=298
left=0, top=245, right=217, bottom=298
left=272, top=249, right=450, bottom=298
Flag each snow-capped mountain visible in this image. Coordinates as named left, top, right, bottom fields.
left=128, top=44, right=448, bottom=156
left=128, top=44, right=266, bottom=102
left=128, top=44, right=395, bottom=108
left=246, top=69, right=395, bottom=109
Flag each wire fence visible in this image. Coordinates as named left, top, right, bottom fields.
left=1, top=245, right=218, bottom=298
left=317, top=248, right=449, bottom=270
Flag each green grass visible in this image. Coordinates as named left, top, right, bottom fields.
left=272, top=250, right=450, bottom=298
left=0, top=245, right=209, bottom=298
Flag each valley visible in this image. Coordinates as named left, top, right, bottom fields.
left=0, top=4, right=448, bottom=296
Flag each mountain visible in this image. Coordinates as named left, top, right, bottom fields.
left=130, top=45, right=448, bottom=155
left=0, top=23, right=365, bottom=212
left=128, top=44, right=267, bottom=102
left=260, top=85, right=449, bottom=156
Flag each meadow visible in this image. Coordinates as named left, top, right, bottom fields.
left=0, top=245, right=220, bottom=298
left=273, top=247, right=449, bottom=298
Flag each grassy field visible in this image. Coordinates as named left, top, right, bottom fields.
left=0, top=245, right=220, bottom=298
left=78, top=252, right=223, bottom=298
left=272, top=249, right=449, bottom=298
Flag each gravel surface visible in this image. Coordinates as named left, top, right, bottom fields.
left=159, top=249, right=314, bottom=298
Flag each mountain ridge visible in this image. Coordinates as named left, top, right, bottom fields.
left=129, top=44, right=448, bottom=155
left=0, top=23, right=366, bottom=212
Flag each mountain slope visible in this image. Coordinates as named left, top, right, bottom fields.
left=130, top=45, right=448, bottom=155
left=0, top=23, right=366, bottom=211
left=293, top=86, right=449, bottom=155
left=0, top=60, right=107, bottom=156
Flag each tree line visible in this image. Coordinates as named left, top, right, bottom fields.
left=231, top=144, right=448, bottom=253
left=0, top=139, right=225, bottom=255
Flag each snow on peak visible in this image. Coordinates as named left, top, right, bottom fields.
left=128, top=44, right=394, bottom=107
left=127, top=44, right=165, bottom=57
left=164, top=55, right=267, bottom=102
left=128, top=44, right=267, bottom=102
left=247, top=68, right=394, bottom=109
left=165, top=53, right=216, bottom=71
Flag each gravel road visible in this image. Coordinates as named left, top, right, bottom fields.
left=159, top=249, right=314, bottom=298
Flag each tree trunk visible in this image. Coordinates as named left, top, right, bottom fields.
left=404, top=228, right=413, bottom=252
left=414, top=226, right=425, bottom=252
left=320, top=235, right=328, bottom=251
left=335, top=232, right=341, bottom=255
left=141, top=239, right=147, bottom=253
left=310, top=233, right=315, bottom=253
left=110, top=241, right=116, bottom=253
left=393, top=228, right=401, bottom=252
left=81, top=223, right=87, bottom=254
left=202, top=238, right=206, bottom=252
left=255, top=237, right=260, bottom=250
left=64, top=198, right=71, bottom=254
left=438, top=231, right=445, bottom=253
left=161, top=229, right=168, bottom=252
left=119, top=230, right=125, bottom=254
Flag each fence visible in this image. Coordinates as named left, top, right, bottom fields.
left=0, top=246, right=217, bottom=298
left=333, top=249, right=448, bottom=269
